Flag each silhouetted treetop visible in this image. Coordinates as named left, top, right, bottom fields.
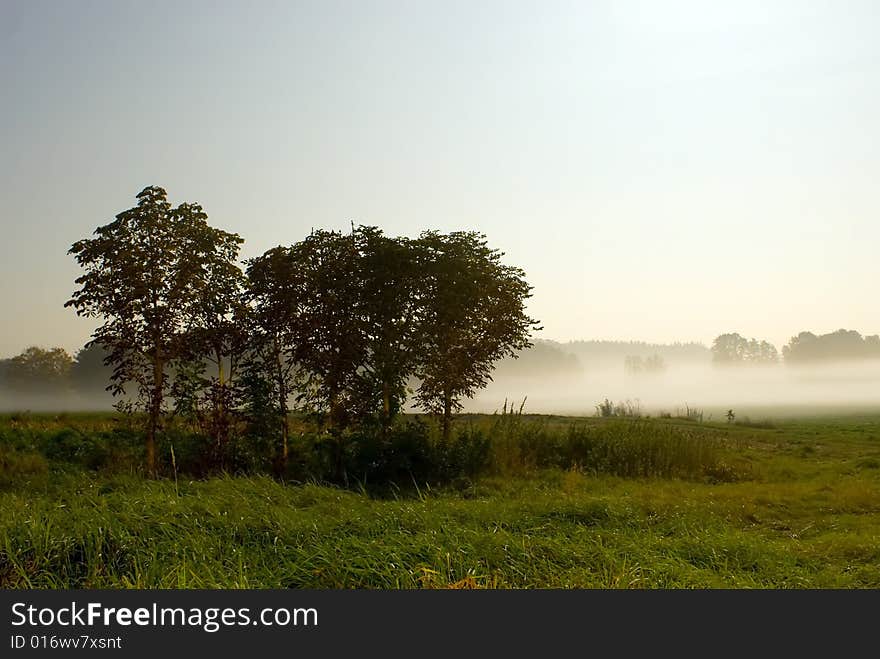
left=783, top=329, right=880, bottom=363
left=0, top=346, right=73, bottom=393
left=711, top=333, right=778, bottom=365
left=66, top=185, right=244, bottom=475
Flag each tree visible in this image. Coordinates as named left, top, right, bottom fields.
left=290, top=230, right=368, bottom=429
left=70, top=342, right=113, bottom=395
left=352, top=227, right=423, bottom=430
left=624, top=353, right=666, bottom=375
left=1, top=346, right=73, bottom=393
left=624, top=355, right=644, bottom=375
left=173, top=242, right=249, bottom=467
left=66, top=186, right=243, bottom=475
left=782, top=329, right=880, bottom=363
left=711, top=333, right=778, bottom=365
left=711, top=333, right=748, bottom=364
left=413, top=231, right=540, bottom=439
left=244, top=246, right=308, bottom=474
left=244, top=227, right=427, bottom=478
left=752, top=340, right=779, bottom=364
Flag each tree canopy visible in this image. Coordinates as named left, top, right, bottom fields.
left=711, top=333, right=779, bottom=365
left=66, top=186, right=244, bottom=474
left=66, top=188, right=540, bottom=473
left=0, top=346, right=73, bottom=393
left=413, top=231, right=540, bottom=438
left=782, top=329, right=880, bottom=363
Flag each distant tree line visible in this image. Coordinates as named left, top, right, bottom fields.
left=0, top=347, right=74, bottom=393
left=0, top=344, right=112, bottom=398
left=64, top=186, right=539, bottom=475
left=710, top=329, right=880, bottom=366
left=782, top=329, right=880, bottom=363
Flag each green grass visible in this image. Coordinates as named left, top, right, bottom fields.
left=1, top=412, right=879, bottom=588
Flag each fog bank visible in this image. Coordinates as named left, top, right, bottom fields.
left=467, top=360, right=880, bottom=419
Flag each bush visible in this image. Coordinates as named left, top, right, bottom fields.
left=341, top=421, right=435, bottom=488
left=281, top=420, right=491, bottom=492
left=433, top=425, right=491, bottom=480
left=595, top=399, right=642, bottom=418
left=157, top=430, right=214, bottom=478
left=40, top=428, right=110, bottom=470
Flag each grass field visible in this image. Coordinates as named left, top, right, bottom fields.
left=1, top=411, right=879, bottom=588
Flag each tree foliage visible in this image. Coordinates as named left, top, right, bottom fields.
left=711, top=333, right=778, bottom=365
left=244, top=245, right=308, bottom=474
left=66, top=186, right=244, bottom=474
left=413, top=231, right=540, bottom=438
left=782, top=329, right=880, bottom=363
left=0, top=346, right=74, bottom=392
left=66, top=189, right=539, bottom=474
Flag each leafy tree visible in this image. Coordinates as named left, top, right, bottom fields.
left=782, top=329, right=880, bottom=363
left=244, top=246, right=308, bottom=474
left=173, top=248, right=249, bottom=466
left=751, top=339, right=779, bottom=364
left=70, top=343, right=113, bottom=395
left=352, top=227, right=423, bottom=430
left=1, top=346, right=73, bottom=392
left=286, top=229, right=368, bottom=430
left=66, top=186, right=243, bottom=475
left=247, top=230, right=374, bottom=481
left=711, top=333, right=778, bottom=365
left=413, top=231, right=540, bottom=439
left=245, top=227, right=424, bottom=476
left=711, top=333, right=747, bottom=364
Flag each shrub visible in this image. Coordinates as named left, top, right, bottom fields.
left=595, top=399, right=642, bottom=418
left=40, top=428, right=110, bottom=470
left=280, top=420, right=491, bottom=492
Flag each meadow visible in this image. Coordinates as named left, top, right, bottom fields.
left=1, top=410, right=878, bottom=588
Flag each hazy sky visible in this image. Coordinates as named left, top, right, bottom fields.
left=2, top=0, right=879, bottom=358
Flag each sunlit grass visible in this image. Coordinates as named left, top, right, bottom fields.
left=0, top=412, right=878, bottom=588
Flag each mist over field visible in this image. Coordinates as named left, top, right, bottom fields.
left=6, top=338, right=879, bottom=419
left=471, top=358, right=880, bottom=419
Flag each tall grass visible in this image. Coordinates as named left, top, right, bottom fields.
left=483, top=407, right=732, bottom=480
left=0, top=411, right=739, bottom=488
left=1, top=413, right=879, bottom=588
left=1, top=467, right=877, bottom=588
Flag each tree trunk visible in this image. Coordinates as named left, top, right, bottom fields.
left=278, top=405, right=289, bottom=476
left=329, top=389, right=343, bottom=430
left=328, top=389, right=346, bottom=483
left=147, top=357, right=164, bottom=477
left=382, top=381, right=392, bottom=433
left=274, top=350, right=289, bottom=477
left=442, top=392, right=452, bottom=442
left=215, top=346, right=226, bottom=467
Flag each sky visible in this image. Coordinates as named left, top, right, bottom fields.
left=2, top=0, right=879, bottom=358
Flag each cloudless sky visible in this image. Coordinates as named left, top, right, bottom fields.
left=2, top=0, right=879, bottom=357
